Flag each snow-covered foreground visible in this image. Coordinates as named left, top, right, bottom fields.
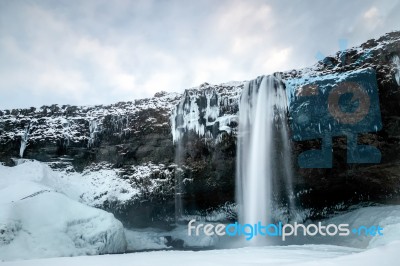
left=0, top=242, right=399, bottom=266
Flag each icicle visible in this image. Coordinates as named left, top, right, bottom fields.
left=392, top=55, right=400, bottom=86
left=88, top=119, right=99, bottom=148
left=19, top=123, right=30, bottom=158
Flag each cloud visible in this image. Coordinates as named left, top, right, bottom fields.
left=260, top=47, right=293, bottom=73
left=0, top=0, right=399, bottom=109
left=216, top=1, right=274, bottom=55
left=364, top=6, right=380, bottom=19
left=36, top=69, right=91, bottom=99
left=363, top=6, right=383, bottom=30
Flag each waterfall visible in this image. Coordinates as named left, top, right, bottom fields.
left=393, top=55, right=400, bottom=86
left=19, top=123, right=30, bottom=158
left=236, top=75, right=295, bottom=243
left=171, top=105, right=184, bottom=224
left=174, top=140, right=184, bottom=224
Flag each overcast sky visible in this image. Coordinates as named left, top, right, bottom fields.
left=0, top=0, right=399, bottom=109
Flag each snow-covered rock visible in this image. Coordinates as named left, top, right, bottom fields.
left=0, top=160, right=140, bottom=208
left=0, top=163, right=127, bottom=261
left=0, top=92, right=182, bottom=150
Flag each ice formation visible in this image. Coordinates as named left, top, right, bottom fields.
left=393, top=55, right=400, bottom=86
left=171, top=82, right=243, bottom=143
left=88, top=119, right=100, bottom=148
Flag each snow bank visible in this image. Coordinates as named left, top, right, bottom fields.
left=47, top=164, right=139, bottom=206
left=316, top=205, right=400, bottom=248
left=0, top=164, right=127, bottom=261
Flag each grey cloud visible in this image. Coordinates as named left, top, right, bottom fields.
left=0, top=0, right=399, bottom=109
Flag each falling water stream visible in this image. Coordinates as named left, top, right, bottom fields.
left=19, top=123, right=30, bottom=158
left=236, top=75, right=295, bottom=244
left=174, top=139, right=184, bottom=224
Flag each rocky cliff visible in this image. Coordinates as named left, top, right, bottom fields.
left=1, top=31, right=400, bottom=227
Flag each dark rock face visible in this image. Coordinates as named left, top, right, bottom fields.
left=287, top=32, right=400, bottom=217
left=1, top=32, right=400, bottom=227
left=0, top=96, right=180, bottom=167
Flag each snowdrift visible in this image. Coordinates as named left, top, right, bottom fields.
left=0, top=162, right=127, bottom=261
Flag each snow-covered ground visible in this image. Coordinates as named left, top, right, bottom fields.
left=0, top=241, right=399, bottom=266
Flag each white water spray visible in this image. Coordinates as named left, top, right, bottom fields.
left=236, top=75, right=295, bottom=243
